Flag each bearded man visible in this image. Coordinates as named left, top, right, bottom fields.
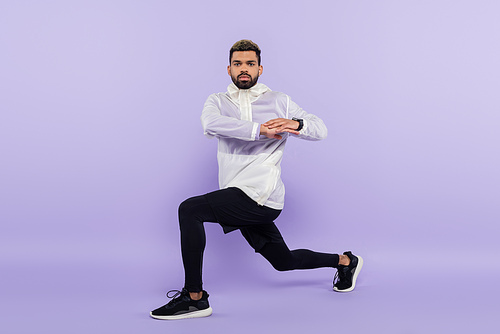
left=150, top=39, right=363, bottom=320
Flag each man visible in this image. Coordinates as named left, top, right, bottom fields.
left=150, top=40, right=363, bottom=320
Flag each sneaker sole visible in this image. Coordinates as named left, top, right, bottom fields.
left=333, top=255, right=364, bottom=293
left=150, top=307, right=213, bottom=320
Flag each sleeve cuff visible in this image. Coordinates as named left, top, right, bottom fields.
left=252, top=122, right=260, bottom=140
left=300, top=119, right=308, bottom=133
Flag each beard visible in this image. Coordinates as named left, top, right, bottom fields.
left=231, top=73, right=259, bottom=89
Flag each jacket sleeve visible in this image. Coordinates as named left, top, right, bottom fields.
left=287, top=97, right=328, bottom=141
left=201, top=94, right=260, bottom=141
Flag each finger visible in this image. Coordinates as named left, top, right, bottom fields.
left=263, top=118, right=278, bottom=125
left=263, top=118, right=285, bottom=126
left=263, top=120, right=279, bottom=127
left=266, top=122, right=285, bottom=129
left=282, top=129, right=300, bottom=135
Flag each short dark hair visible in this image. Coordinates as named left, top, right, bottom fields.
left=229, top=39, right=261, bottom=65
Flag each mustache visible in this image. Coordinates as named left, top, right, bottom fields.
left=237, top=73, right=251, bottom=79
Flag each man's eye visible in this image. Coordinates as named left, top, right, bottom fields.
left=248, top=63, right=254, bottom=66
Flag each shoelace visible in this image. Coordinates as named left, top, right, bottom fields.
left=333, top=266, right=348, bottom=285
left=165, top=289, right=188, bottom=306
left=333, top=271, right=339, bottom=285
left=166, top=289, right=182, bottom=299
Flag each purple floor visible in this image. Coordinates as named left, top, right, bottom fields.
left=3, top=228, right=498, bottom=334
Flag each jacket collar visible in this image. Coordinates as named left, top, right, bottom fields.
left=227, top=82, right=271, bottom=103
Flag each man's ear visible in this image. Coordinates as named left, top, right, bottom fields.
left=227, top=65, right=231, bottom=76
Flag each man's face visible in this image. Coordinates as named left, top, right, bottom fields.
left=227, top=51, right=263, bottom=89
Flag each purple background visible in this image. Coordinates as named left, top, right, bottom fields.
left=1, top=1, right=499, bottom=333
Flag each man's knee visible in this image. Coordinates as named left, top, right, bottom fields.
left=178, top=197, right=196, bottom=219
left=259, top=242, right=296, bottom=272
left=178, top=195, right=211, bottom=226
left=271, top=261, right=293, bottom=272
left=178, top=197, right=204, bottom=227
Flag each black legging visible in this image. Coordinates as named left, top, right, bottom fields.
left=178, top=188, right=340, bottom=292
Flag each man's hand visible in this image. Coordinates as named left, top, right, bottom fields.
left=260, top=118, right=300, bottom=140
left=263, top=118, right=300, bottom=135
left=260, top=124, right=284, bottom=140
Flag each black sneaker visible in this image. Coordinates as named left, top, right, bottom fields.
left=333, top=251, right=363, bottom=292
left=150, top=288, right=213, bottom=320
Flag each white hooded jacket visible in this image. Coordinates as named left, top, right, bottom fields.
left=201, top=83, right=327, bottom=210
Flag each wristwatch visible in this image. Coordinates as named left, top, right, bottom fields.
left=292, top=117, right=303, bottom=131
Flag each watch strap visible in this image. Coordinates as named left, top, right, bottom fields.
left=292, top=117, right=304, bottom=131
